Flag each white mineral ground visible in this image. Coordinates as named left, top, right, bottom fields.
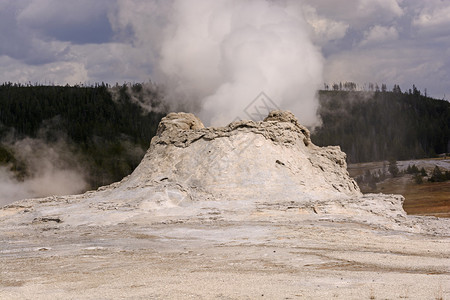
left=0, top=111, right=448, bottom=299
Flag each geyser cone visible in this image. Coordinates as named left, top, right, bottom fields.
left=124, top=110, right=360, bottom=204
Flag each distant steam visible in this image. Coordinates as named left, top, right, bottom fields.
left=113, top=0, right=324, bottom=126
left=109, top=81, right=168, bottom=114
left=0, top=137, right=87, bottom=207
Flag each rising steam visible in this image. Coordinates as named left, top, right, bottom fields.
left=0, top=137, right=87, bottom=206
left=114, top=0, right=324, bottom=126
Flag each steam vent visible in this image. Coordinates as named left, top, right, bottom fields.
left=1, top=111, right=449, bottom=299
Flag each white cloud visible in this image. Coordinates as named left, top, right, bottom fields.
left=413, top=4, right=450, bottom=37
left=359, top=25, right=399, bottom=47
left=17, top=0, right=106, bottom=24
left=357, top=0, right=403, bottom=18
left=0, top=55, right=88, bottom=85
left=17, top=0, right=113, bottom=44
left=299, top=0, right=449, bottom=99
left=302, top=0, right=403, bottom=28
left=0, top=0, right=449, bottom=102
left=71, top=42, right=154, bottom=83
left=324, top=45, right=448, bottom=98
left=302, top=5, right=349, bottom=45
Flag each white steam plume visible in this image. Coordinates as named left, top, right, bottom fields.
left=113, top=0, right=323, bottom=126
left=0, top=138, right=87, bottom=207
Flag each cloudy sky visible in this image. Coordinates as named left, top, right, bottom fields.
left=0, top=0, right=449, bottom=100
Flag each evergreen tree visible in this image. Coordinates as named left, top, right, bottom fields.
left=312, top=90, right=450, bottom=163
left=414, top=173, right=423, bottom=184
left=428, top=166, right=449, bottom=182
left=420, top=167, right=427, bottom=177
left=0, top=82, right=166, bottom=189
left=388, top=159, right=399, bottom=177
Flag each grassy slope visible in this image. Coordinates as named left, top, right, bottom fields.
left=348, top=159, right=450, bottom=218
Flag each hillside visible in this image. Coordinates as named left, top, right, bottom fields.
left=312, top=89, right=450, bottom=163
left=0, top=83, right=165, bottom=192
left=348, top=158, right=450, bottom=217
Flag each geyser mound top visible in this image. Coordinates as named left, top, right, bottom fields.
left=155, top=110, right=312, bottom=147
left=124, top=110, right=360, bottom=203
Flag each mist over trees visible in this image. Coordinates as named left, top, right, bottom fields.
left=0, top=82, right=165, bottom=190
left=312, top=85, right=450, bottom=163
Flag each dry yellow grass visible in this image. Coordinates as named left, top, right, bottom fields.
left=376, top=179, right=450, bottom=218
left=348, top=160, right=450, bottom=218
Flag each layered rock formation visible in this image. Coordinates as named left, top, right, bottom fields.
left=0, top=110, right=444, bottom=232
left=128, top=110, right=360, bottom=203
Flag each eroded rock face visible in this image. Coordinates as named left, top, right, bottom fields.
left=130, top=110, right=360, bottom=202
left=264, top=110, right=311, bottom=145
left=156, top=112, right=205, bottom=136
left=155, top=110, right=312, bottom=148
